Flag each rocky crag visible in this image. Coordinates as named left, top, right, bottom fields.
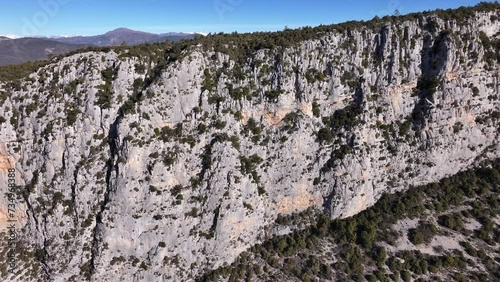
left=0, top=3, right=500, bottom=281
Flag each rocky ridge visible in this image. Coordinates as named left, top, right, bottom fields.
left=0, top=4, right=500, bottom=281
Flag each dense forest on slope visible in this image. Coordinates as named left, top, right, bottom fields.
left=200, top=160, right=500, bottom=281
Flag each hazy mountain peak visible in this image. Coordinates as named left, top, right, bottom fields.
left=45, top=28, right=196, bottom=47
left=105, top=27, right=150, bottom=36
left=0, top=27, right=197, bottom=66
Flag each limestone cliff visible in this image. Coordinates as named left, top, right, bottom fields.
left=0, top=5, right=500, bottom=282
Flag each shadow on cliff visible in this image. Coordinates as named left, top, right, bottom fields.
left=411, top=26, right=452, bottom=134
left=321, top=80, right=366, bottom=214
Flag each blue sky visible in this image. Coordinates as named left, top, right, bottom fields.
left=0, top=0, right=494, bottom=37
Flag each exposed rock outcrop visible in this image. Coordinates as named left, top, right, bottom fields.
left=0, top=6, right=500, bottom=282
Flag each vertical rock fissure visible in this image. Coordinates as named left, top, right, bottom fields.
left=40, top=216, right=53, bottom=280
left=89, top=115, right=122, bottom=278
left=70, top=165, right=80, bottom=223
left=21, top=170, right=40, bottom=234
left=61, top=150, right=66, bottom=171
left=294, top=68, right=303, bottom=102
left=20, top=170, right=51, bottom=280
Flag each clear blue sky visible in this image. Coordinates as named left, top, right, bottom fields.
left=0, top=0, right=494, bottom=37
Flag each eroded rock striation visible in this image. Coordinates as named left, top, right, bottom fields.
left=0, top=5, right=500, bottom=281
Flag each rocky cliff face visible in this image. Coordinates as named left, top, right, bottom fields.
left=1, top=7, right=500, bottom=282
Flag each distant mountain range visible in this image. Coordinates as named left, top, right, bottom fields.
left=0, top=28, right=198, bottom=66
left=52, top=28, right=196, bottom=46
left=0, top=38, right=87, bottom=66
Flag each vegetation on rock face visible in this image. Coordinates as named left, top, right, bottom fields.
left=0, top=60, right=49, bottom=82
left=1, top=2, right=499, bottom=84
left=200, top=160, right=500, bottom=281
left=95, top=66, right=118, bottom=109
left=0, top=2, right=499, bottom=281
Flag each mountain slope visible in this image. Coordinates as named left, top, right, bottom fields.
left=0, top=29, right=195, bottom=66
left=0, top=2, right=499, bottom=282
left=0, top=37, right=86, bottom=66
left=202, top=160, right=500, bottom=281
left=53, top=28, right=196, bottom=46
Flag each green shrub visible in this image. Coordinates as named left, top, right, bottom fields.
left=133, top=78, right=144, bottom=93
left=202, top=69, right=214, bottom=92
left=264, top=89, right=283, bottom=102
left=438, top=214, right=464, bottom=231
left=408, top=228, right=424, bottom=245
left=134, top=64, right=146, bottom=74
left=312, top=101, right=321, bottom=117
left=317, top=128, right=333, bottom=143
left=305, top=68, right=325, bottom=83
